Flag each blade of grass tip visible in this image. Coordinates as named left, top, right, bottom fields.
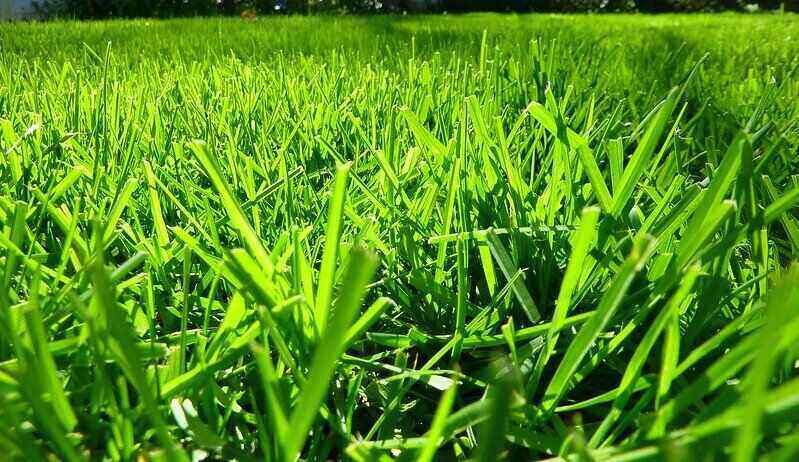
left=343, top=297, right=394, bottom=347
left=485, top=229, right=540, bottom=323
left=541, top=236, right=656, bottom=413
left=494, top=116, right=525, bottom=214
left=224, top=249, right=297, bottom=371
left=47, top=165, right=87, bottom=203
left=734, top=265, right=799, bottom=462
left=611, top=87, right=680, bottom=217
left=502, top=317, right=518, bottom=366
left=188, top=140, right=274, bottom=276
left=434, top=154, right=460, bottom=284
left=526, top=100, right=613, bottom=213
left=400, top=107, right=447, bottom=157
left=102, top=178, right=137, bottom=245
left=143, top=160, right=170, bottom=248
left=466, top=95, right=494, bottom=147
left=205, top=292, right=246, bottom=362
left=589, top=264, right=700, bottom=448
left=315, top=161, right=352, bottom=335
left=33, top=189, right=89, bottom=263
left=284, top=247, right=378, bottom=461
left=52, top=196, right=82, bottom=292
left=529, top=206, right=600, bottom=396
left=418, top=379, right=459, bottom=462
left=607, top=138, right=623, bottom=193
left=293, top=226, right=317, bottom=342
left=676, top=133, right=749, bottom=269
left=479, top=29, right=488, bottom=74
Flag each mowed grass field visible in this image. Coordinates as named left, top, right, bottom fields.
left=1, top=12, right=799, bottom=461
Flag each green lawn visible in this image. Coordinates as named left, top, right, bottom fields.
left=1, top=13, right=798, bottom=461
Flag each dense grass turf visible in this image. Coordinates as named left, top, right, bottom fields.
left=1, top=13, right=799, bottom=461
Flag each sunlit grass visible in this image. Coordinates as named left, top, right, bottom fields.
left=0, top=13, right=798, bottom=461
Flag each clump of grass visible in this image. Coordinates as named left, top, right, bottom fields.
left=1, top=13, right=799, bottom=461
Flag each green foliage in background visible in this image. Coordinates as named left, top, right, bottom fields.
left=27, top=0, right=799, bottom=18
left=1, top=13, right=798, bottom=461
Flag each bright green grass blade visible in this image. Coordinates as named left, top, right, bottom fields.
left=401, top=108, right=447, bottom=157
left=589, top=264, right=700, bottom=447
left=611, top=87, right=680, bottom=217
left=22, top=277, right=78, bottom=432
left=762, top=176, right=799, bottom=253
left=417, top=378, right=458, bottom=462
left=485, top=229, right=540, bottom=323
left=102, top=178, right=137, bottom=244
left=87, top=228, right=187, bottom=462
left=476, top=361, right=517, bottom=462
left=2, top=201, right=27, bottom=300
left=284, top=247, right=378, bottom=461
left=656, top=304, right=681, bottom=410
left=143, top=160, right=170, bottom=248
left=734, top=265, right=799, bottom=462
left=344, top=297, right=393, bottom=347
left=205, top=291, right=246, bottom=362
left=763, top=183, right=799, bottom=226
left=526, top=100, right=614, bottom=212
left=647, top=333, right=759, bottom=438
left=674, top=199, right=737, bottom=270
left=453, top=235, right=468, bottom=361
left=48, top=165, right=88, bottom=202
left=250, top=339, right=290, bottom=457
left=315, top=161, right=351, bottom=334
left=501, top=317, right=520, bottom=368
left=189, top=140, right=274, bottom=276
left=607, top=138, right=623, bottom=193
left=677, top=132, right=750, bottom=267
left=434, top=155, right=460, bottom=284
left=529, top=206, right=599, bottom=395
left=541, top=236, right=656, bottom=412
